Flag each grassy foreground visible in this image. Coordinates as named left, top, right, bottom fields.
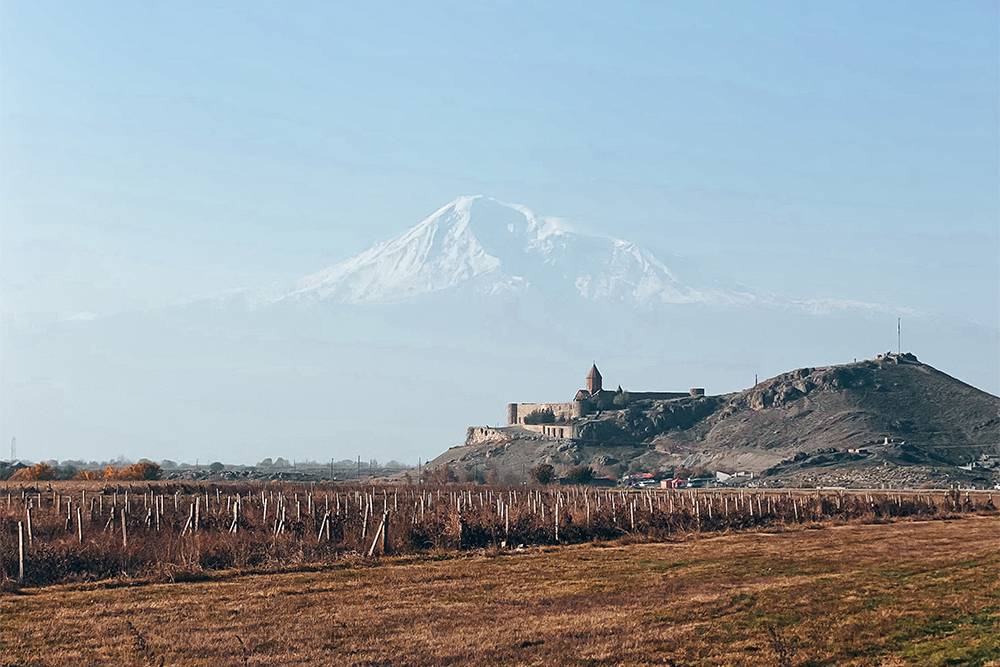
left=2, top=516, right=997, bottom=667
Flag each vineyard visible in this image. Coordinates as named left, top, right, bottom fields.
left=1, top=482, right=995, bottom=588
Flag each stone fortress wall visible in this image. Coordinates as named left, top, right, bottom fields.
left=506, top=393, right=696, bottom=428
left=466, top=426, right=512, bottom=447
left=461, top=365, right=708, bottom=446
left=507, top=402, right=577, bottom=425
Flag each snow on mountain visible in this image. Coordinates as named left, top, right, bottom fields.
left=287, top=195, right=754, bottom=307
left=272, top=195, right=926, bottom=320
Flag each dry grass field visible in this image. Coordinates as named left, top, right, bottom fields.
left=2, top=515, right=997, bottom=667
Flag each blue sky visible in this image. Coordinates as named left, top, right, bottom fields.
left=1, top=2, right=998, bottom=463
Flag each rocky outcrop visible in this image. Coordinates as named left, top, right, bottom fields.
left=723, top=353, right=921, bottom=415
left=465, top=426, right=513, bottom=447
left=576, top=396, right=722, bottom=444
left=436, top=354, right=999, bottom=487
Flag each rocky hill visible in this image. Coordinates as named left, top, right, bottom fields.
left=428, top=354, right=999, bottom=488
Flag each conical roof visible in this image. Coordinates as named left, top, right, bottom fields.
left=587, top=364, right=602, bottom=380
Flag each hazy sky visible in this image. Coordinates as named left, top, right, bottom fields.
left=2, top=2, right=998, bottom=464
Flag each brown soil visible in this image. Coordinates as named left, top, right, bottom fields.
left=3, top=516, right=997, bottom=666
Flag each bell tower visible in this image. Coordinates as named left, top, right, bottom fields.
left=586, top=364, right=603, bottom=394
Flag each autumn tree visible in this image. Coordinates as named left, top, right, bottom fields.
left=529, top=463, right=555, bottom=485
left=101, top=462, right=162, bottom=480
left=10, top=463, right=54, bottom=481
left=564, top=465, right=594, bottom=484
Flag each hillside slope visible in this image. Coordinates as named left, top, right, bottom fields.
left=429, top=354, right=999, bottom=487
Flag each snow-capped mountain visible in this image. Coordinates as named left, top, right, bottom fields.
left=287, top=195, right=753, bottom=307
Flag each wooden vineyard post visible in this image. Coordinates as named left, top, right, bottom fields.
left=25, top=506, right=33, bottom=546
left=555, top=503, right=559, bottom=542
left=230, top=500, right=239, bottom=534
left=77, top=507, right=83, bottom=543
left=182, top=502, right=194, bottom=535
left=18, top=521, right=24, bottom=582
left=121, top=508, right=128, bottom=548
left=317, top=512, right=329, bottom=541
left=367, top=511, right=388, bottom=557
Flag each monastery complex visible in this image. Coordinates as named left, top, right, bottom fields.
left=468, top=364, right=705, bottom=445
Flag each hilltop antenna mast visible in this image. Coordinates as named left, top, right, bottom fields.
left=897, top=318, right=901, bottom=354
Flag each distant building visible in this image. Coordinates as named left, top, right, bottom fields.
left=499, top=364, right=703, bottom=439
left=467, top=365, right=708, bottom=446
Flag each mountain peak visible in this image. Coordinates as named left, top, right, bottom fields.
left=287, top=196, right=704, bottom=306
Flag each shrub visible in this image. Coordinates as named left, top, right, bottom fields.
left=523, top=408, right=555, bottom=425
left=689, top=466, right=712, bottom=479
left=564, top=465, right=594, bottom=484
left=10, top=463, right=54, bottom=481
left=101, top=462, right=162, bottom=480
left=529, top=464, right=555, bottom=484
left=422, top=463, right=457, bottom=485
left=612, top=391, right=630, bottom=407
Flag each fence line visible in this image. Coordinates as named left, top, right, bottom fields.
left=1, top=482, right=994, bottom=587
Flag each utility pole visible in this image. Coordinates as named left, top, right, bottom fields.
left=357, top=456, right=361, bottom=480
left=897, top=318, right=901, bottom=354
left=10, top=437, right=15, bottom=462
